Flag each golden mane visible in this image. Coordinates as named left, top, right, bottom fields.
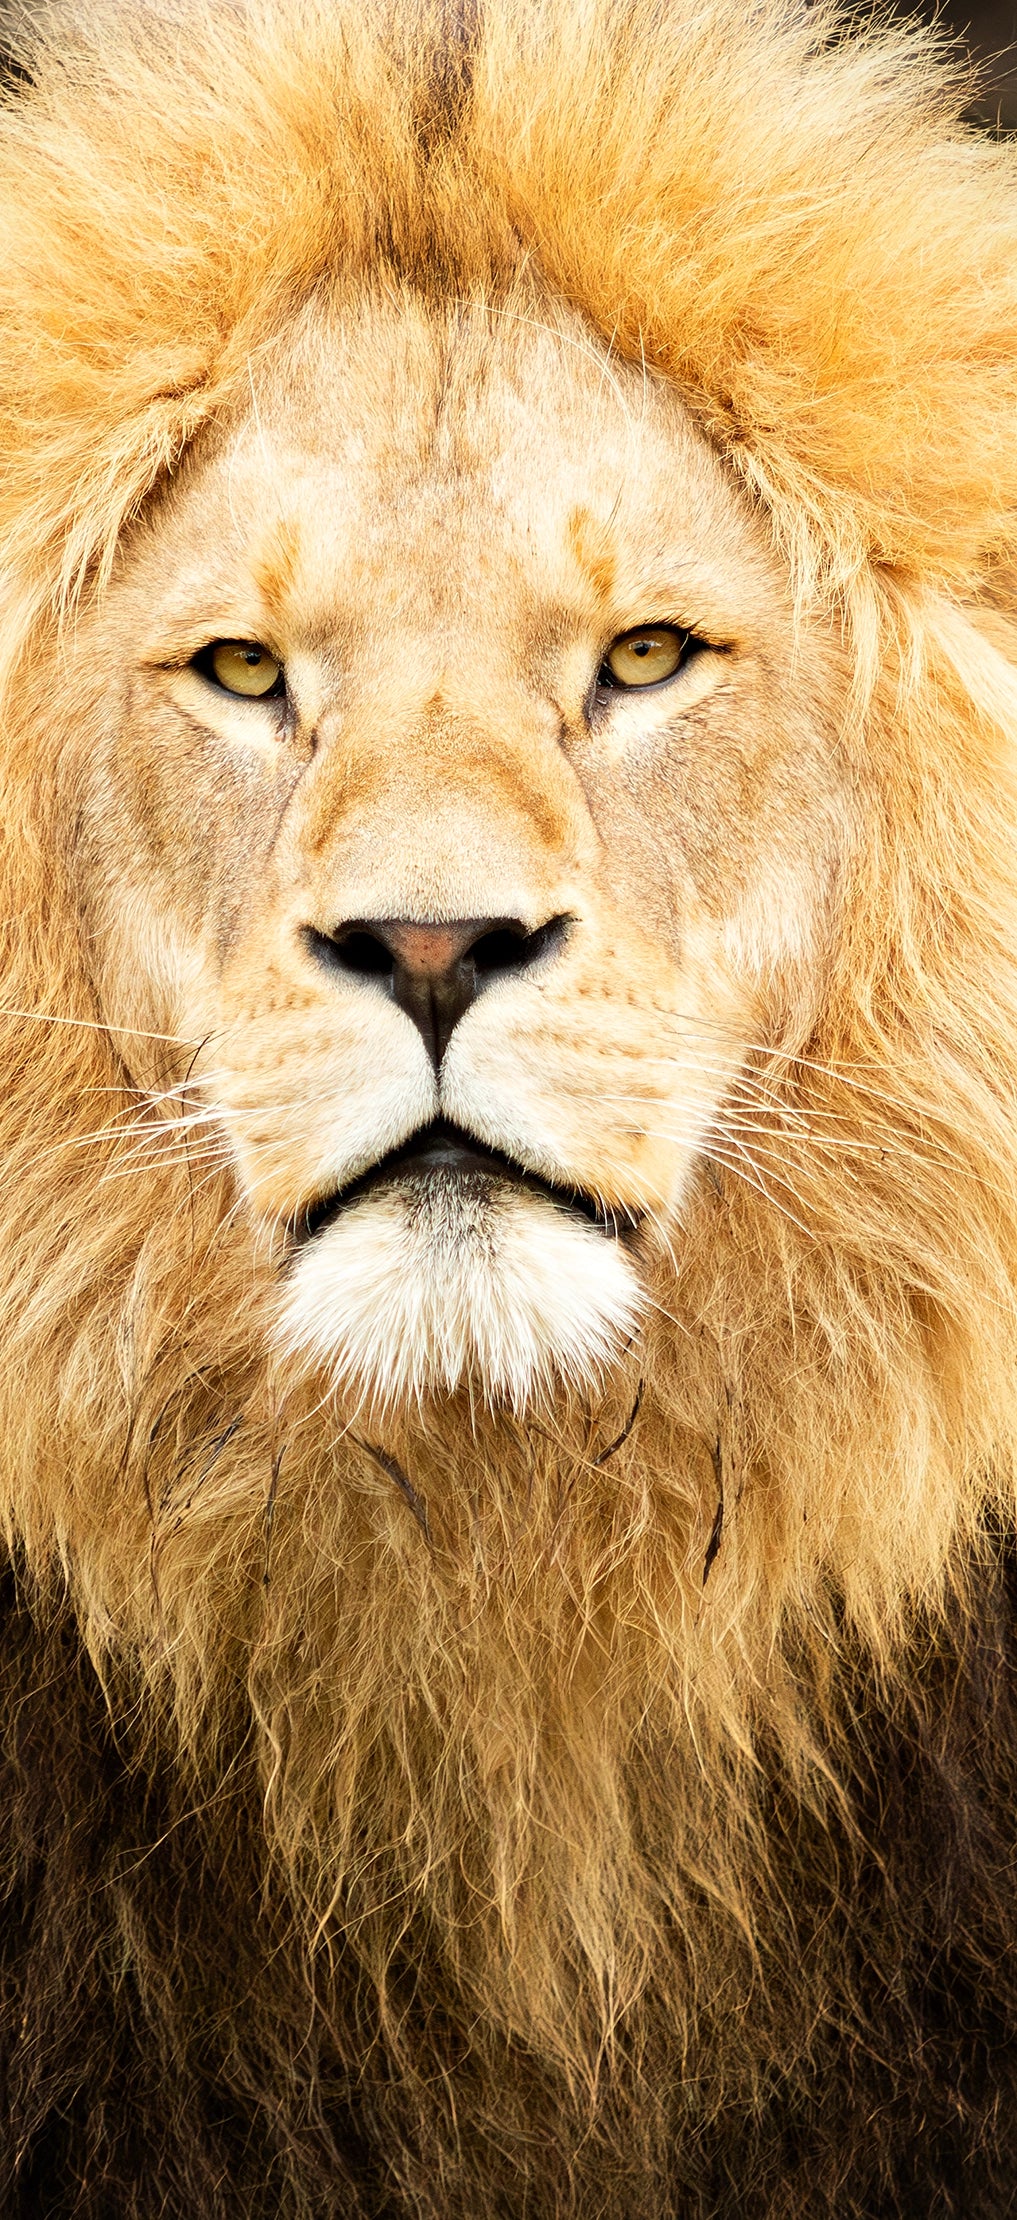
left=2, top=3, right=1017, bottom=2212
left=2, top=1, right=1016, bottom=643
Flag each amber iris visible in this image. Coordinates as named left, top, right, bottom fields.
left=601, top=626, right=688, bottom=688
left=204, top=641, right=283, bottom=698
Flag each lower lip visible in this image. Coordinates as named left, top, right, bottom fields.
left=294, top=1126, right=637, bottom=1244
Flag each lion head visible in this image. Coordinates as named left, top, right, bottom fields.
left=77, top=282, right=848, bottom=1420
left=2, top=0, right=1017, bottom=2208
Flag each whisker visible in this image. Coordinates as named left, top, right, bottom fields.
left=0, top=1004, right=205, bottom=1047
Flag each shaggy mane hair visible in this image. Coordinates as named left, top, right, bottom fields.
left=1, top=3, right=1017, bottom=2214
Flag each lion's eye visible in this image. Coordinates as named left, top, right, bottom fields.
left=198, top=641, right=284, bottom=699
left=599, top=626, right=689, bottom=689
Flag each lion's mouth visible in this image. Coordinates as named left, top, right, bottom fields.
left=293, top=1119, right=637, bottom=1243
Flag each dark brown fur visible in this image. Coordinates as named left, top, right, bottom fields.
left=1, top=1540, right=1016, bottom=2217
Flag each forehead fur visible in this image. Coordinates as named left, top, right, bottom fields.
left=129, top=291, right=778, bottom=665
left=1, top=0, right=1016, bottom=667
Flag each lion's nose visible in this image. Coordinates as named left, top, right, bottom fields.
left=306, top=914, right=570, bottom=1065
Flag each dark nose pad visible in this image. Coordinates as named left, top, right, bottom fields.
left=306, top=914, right=571, bottom=1065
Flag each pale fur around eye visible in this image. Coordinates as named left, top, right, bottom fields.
left=198, top=641, right=284, bottom=699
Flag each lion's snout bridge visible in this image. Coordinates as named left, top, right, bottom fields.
left=304, top=911, right=572, bottom=1065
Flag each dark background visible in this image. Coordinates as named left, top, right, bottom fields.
left=908, top=2, right=1017, bottom=127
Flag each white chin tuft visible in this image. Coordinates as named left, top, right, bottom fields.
left=275, top=1173, right=643, bottom=1415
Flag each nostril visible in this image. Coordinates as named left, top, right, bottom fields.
left=335, top=929, right=396, bottom=977
left=470, top=913, right=572, bottom=977
left=471, top=916, right=570, bottom=976
left=303, top=911, right=572, bottom=1063
left=303, top=911, right=573, bottom=1042
left=303, top=925, right=395, bottom=978
left=469, top=926, right=531, bottom=974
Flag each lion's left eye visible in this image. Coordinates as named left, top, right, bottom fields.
left=195, top=641, right=284, bottom=699
left=598, top=626, right=690, bottom=689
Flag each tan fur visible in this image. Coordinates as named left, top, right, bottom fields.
left=2, top=0, right=1017, bottom=2198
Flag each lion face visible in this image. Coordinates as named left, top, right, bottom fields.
left=78, top=289, right=848, bottom=1414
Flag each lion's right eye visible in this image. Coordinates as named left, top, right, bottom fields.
left=196, top=641, right=284, bottom=699
left=599, top=626, right=690, bottom=690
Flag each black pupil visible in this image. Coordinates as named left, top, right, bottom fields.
left=633, top=639, right=652, bottom=657
left=243, top=648, right=263, bottom=665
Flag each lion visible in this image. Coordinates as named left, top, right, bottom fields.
left=1, top=0, right=1017, bottom=2211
